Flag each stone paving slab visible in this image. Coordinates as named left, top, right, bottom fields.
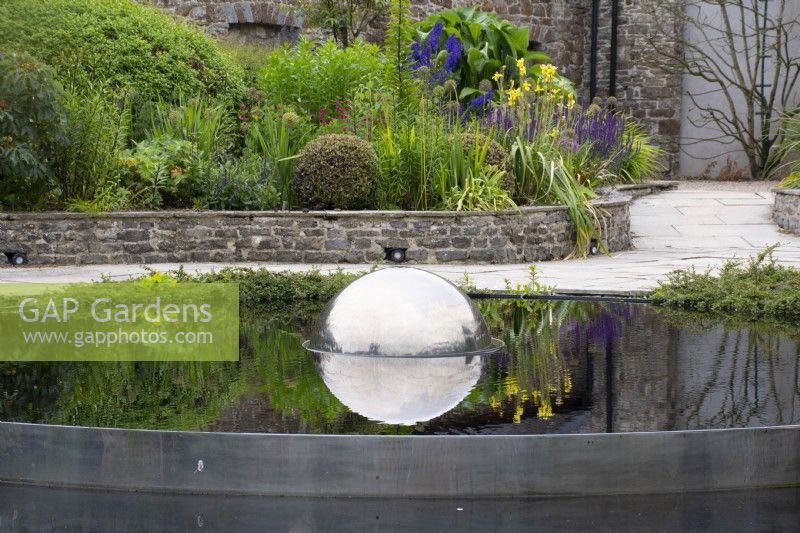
left=1, top=187, right=799, bottom=294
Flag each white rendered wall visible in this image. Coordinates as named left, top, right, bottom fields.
left=678, top=1, right=800, bottom=178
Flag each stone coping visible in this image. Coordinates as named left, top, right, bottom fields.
left=773, top=187, right=800, bottom=196
left=0, top=198, right=629, bottom=221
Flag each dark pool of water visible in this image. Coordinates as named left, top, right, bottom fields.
left=2, top=299, right=798, bottom=435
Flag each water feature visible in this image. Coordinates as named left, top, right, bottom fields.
left=2, top=297, right=798, bottom=435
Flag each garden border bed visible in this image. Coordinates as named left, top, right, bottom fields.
left=0, top=183, right=676, bottom=266
left=773, top=188, right=800, bottom=234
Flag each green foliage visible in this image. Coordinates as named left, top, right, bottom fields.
left=439, top=129, right=514, bottom=211
left=510, top=141, right=600, bottom=257
left=416, top=7, right=566, bottom=96
left=460, top=131, right=511, bottom=187
left=258, top=38, right=383, bottom=118
left=120, top=137, right=205, bottom=209
left=0, top=0, right=245, bottom=103
left=293, top=133, right=378, bottom=209
left=616, top=122, right=665, bottom=183
left=383, top=0, right=416, bottom=110
left=245, top=108, right=316, bottom=208
left=148, top=96, right=234, bottom=164
left=780, top=173, right=800, bottom=188
left=374, top=104, right=452, bottom=209
left=0, top=50, right=66, bottom=208
left=169, top=266, right=360, bottom=316
left=300, top=0, right=388, bottom=47
left=51, top=87, right=132, bottom=202
left=441, top=167, right=515, bottom=211
left=651, top=246, right=800, bottom=323
left=65, top=178, right=131, bottom=213
left=198, top=153, right=279, bottom=211
left=217, top=40, right=277, bottom=88
left=777, top=110, right=800, bottom=187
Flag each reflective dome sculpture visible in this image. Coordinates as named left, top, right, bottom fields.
left=317, top=354, right=484, bottom=425
left=304, top=267, right=504, bottom=357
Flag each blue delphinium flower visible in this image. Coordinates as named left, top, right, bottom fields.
left=469, top=90, right=493, bottom=108
left=409, top=21, right=444, bottom=71
left=443, top=34, right=462, bottom=72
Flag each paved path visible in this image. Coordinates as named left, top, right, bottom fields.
left=2, top=185, right=799, bottom=294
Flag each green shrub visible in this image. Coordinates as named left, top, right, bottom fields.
left=0, top=50, right=66, bottom=209
left=258, top=37, right=383, bottom=119
left=651, top=246, right=800, bottom=324
left=0, top=0, right=245, bottom=102
left=292, top=133, right=378, bottom=209
left=198, top=153, right=279, bottom=211
left=120, top=137, right=206, bottom=209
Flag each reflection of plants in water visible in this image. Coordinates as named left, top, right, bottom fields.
left=473, top=299, right=575, bottom=421
left=472, top=299, right=639, bottom=422
left=656, top=309, right=800, bottom=430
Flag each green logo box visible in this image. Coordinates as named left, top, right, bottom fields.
left=0, top=282, right=239, bottom=361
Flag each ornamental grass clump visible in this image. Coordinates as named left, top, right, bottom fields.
left=293, top=134, right=378, bottom=209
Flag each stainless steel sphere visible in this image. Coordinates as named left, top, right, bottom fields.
left=317, top=353, right=483, bottom=425
left=304, top=267, right=503, bottom=357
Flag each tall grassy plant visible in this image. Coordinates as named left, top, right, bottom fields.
left=245, top=109, right=315, bottom=208
left=52, top=88, right=132, bottom=202
left=511, top=142, right=601, bottom=257
left=149, top=96, right=233, bottom=164
left=374, top=105, right=451, bottom=209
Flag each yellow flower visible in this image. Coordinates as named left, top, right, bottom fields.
left=534, top=82, right=543, bottom=93
left=566, top=94, right=575, bottom=109
left=549, top=127, right=559, bottom=138
left=537, top=402, right=553, bottom=419
left=507, top=87, right=522, bottom=106
left=516, top=58, right=526, bottom=78
left=522, top=80, right=531, bottom=92
left=492, top=71, right=504, bottom=83
left=513, top=404, right=524, bottom=423
left=541, top=63, right=557, bottom=83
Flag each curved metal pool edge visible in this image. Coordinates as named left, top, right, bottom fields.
left=1, top=421, right=798, bottom=498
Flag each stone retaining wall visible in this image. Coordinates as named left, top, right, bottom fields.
left=0, top=200, right=629, bottom=265
left=774, top=189, right=800, bottom=234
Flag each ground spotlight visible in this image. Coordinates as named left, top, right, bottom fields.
left=385, top=248, right=407, bottom=263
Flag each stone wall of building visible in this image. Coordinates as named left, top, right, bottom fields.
left=0, top=200, right=629, bottom=266
left=774, top=189, right=800, bottom=234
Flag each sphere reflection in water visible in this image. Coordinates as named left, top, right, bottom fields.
left=316, top=354, right=484, bottom=425
left=305, top=267, right=502, bottom=425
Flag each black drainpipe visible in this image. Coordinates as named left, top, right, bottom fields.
left=589, top=0, right=600, bottom=101
left=609, top=0, right=619, bottom=98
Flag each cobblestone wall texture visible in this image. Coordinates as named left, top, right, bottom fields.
left=774, top=189, right=800, bottom=234
left=0, top=201, right=629, bottom=265
left=150, top=0, right=682, bottom=171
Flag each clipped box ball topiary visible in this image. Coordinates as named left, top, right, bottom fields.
left=0, top=0, right=244, bottom=103
left=293, top=134, right=378, bottom=210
